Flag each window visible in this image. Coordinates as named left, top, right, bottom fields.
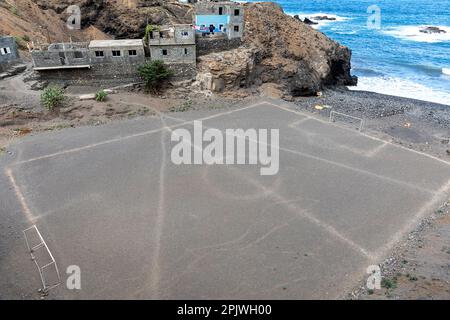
left=128, top=50, right=137, bottom=56
left=234, top=25, right=240, bottom=32
left=234, top=9, right=240, bottom=16
left=184, top=48, right=188, bottom=55
left=219, top=7, right=223, bottom=15
left=162, top=49, right=168, bottom=56
left=95, top=51, right=104, bottom=57
left=112, top=50, right=121, bottom=57
left=1, top=47, right=11, bottom=55
left=74, top=51, right=83, bottom=59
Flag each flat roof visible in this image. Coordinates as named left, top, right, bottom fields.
left=89, top=39, right=143, bottom=48
left=34, top=65, right=91, bottom=71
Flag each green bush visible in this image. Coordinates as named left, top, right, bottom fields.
left=138, top=60, right=173, bottom=92
left=95, top=90, right=108, bottom=102
left=40, top=87, right=65, bottom=111
left=169, top=100, right=193, bottom=113
left=144, top=24, right=160, bottom=43
left=10, top=6, right=18, bottom=16
left=22, top=35, right=30, bottom=42
left=381, top=277, right=397, bottom=290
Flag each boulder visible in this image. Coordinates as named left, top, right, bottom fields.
left=312, top=15, right=337, bottom=21
left=196, top=48, right=257, bottom=92
left=419, top=26, right=446, bottom=34
left=303, top=18, right=318, bottom=25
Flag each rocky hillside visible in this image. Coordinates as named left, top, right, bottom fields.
left=29, top=0, right=193, bottom=38
left=0, top=0, right=112, bottom=55
left=197, top=2, right=357, bottom=97
left=0, top=0, right=191, bottom=46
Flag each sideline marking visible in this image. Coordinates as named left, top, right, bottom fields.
left=5, top=168, right=35, bottom=223
left=191, top=120, right=434, bottom=194
left=13, top=102, right=266, bottom=166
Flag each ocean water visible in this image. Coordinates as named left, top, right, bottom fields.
left=244, top=0, right=450, bottom=105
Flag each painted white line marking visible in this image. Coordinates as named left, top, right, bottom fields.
left=288, top=117, right=388, bottom=158
left=287, top=117, right=311, bottom=128
left=193, top=121, right=434, bottom=194
left=364, top=141, right=388, bottom=158
left=5, top=168, right=35, bottom=223
left=13, top=102, right=266, bottom=166
left=226, top=167, right=371, bottom=258
left=372, top=178, right=450, bottom=263
left=271, top=102, right=450, bottom=167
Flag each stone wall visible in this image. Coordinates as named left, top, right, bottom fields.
left=168, top=63, right=197, bottom=80
left=0, top=36, right=21, bottom=72
left=150, top=44, right=196, bottom=64
left=35, top=61, right=144, bottom=87
left=35, top=58, right=197, bottom=86
left=196, top=37, right=242, bottom=56
left=32, top=50, right=91, bottom=69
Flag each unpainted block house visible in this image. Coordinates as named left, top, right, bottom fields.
left=31, top=40, right=146, bottom=70
left=148, top=24, right=196, bottom=64
left=89, top=40, right=146, bottom=65
left=0, top=36, right=21, bottom=72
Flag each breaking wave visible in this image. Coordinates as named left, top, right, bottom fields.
left=288, top=12, right=350, bottom=29
left=383, top=25, right=450, bottom=43
left=349, top=76, right=450, bottom=106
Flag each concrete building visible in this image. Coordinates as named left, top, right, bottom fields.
left=31, top=39, right=146, bottom=86
left=31, top=40, right=146, bottom=70
left=194, top=0, right=244, bottom=40
left=31, top=42, right=91, bottom=70
left=148, top=24, right=196, bottom=64
left=89, top=39, right=146, bottom=65
left=0, top=36, right=21, bottom=72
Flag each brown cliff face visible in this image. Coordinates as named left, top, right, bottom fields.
left=30, top=0, right=193, bottom=39
left=244, top=2, right=357, bottom=95
left=0, top=0, right=192, bottom=46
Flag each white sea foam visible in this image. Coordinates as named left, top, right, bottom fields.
left=383, top=25, right=450, bottom=43
left=443, top=68, right=450, bottom=76
left=349, top=76, right=450, bottom=106
left=288, top=12, right=350, bottom=29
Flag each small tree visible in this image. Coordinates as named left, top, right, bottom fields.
left=138, top=60, right=173, bottom=92
left=40, top=86, right=65, bottom=111
left=144, top=25, right=160, bottom=44
left=95, top=90, right=108, bottom=102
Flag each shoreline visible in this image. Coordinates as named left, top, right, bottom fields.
left=348, top=77, right=450, bottom=107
